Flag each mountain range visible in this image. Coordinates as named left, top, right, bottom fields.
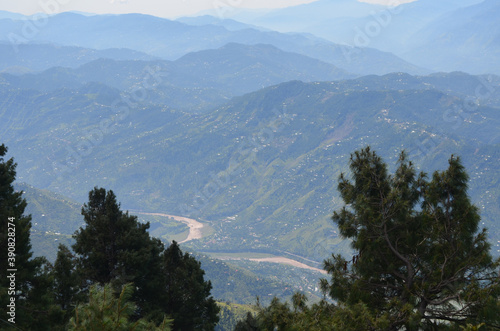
left=0, top=11, right=425, bottom=76
left=2, top=71, right=499, bottom=263
left=403, top=0, right=500, bottom=74
left=1, top=1, right=499, bottom=75
left=0, top=42, right=353, bottom=112
left=0, top=42, right=157, bottom=74
left=211, top=0, right=500, bottom=75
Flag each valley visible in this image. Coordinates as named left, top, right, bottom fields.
left=1, top=1, right=499, bottom=329
left=128, top=210, right=329, bottom=273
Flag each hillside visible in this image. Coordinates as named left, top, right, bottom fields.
left=17, top=183, right=326, bottom=307
left=3, top=73, right=499, bottom=263
left=1, top=3, right=499, bottom=329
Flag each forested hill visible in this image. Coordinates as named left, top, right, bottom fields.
left=3, top=73, right=499, bottom=263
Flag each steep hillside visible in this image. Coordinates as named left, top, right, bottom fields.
left=2, top=74, right=499, bottom=262
left=17, top=183, right=311, bottom=307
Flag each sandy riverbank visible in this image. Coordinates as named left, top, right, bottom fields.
left=133, top=212, right=204, bottom=243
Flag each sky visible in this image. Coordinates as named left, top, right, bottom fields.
left=0, top=0, right=417, bottom=18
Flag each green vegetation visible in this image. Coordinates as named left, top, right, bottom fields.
left=240, top=148, right=500, bottom=330
left=68, top=283, right=172, bottom=331
left=2, top=142, right=500, bottom=330
left=162, top=241, right=219, bottom=330
left=69, top=187, right=220, bottom=329
left=1, top=8, right=499, bottom=330
left=136, top=214, right=189, bottom=244
left=216, top=302, right=257, bottom=331
left=3, top=73, right=499, bottom=265
left=326, top=147, right=500, bottom=328
left=0, top=146, right=221, bottom=330
left=195, top=254, right=296, bottom=305
left=17, top=182, right=83, bottom=234
left=2, top=71, right=500, bottom=329
left=0, top=144, right=61, bottom=330
left=21, top=183, right=310, bottom=311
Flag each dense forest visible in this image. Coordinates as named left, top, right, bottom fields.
left=1, top=143, right=500, bottom=330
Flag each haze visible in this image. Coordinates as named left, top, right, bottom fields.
left=1, top=0, right=417, bottom=18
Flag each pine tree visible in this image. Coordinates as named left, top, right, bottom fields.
left=161, top=241, right=219, bottom=331
left=68, top=283, right=172, bottom=331
left=53, top=244, right=81, bottom=314
left=238, top=295, right=341, bottom=330
left=0, top=144, right=55, bottom=329
left=325, top=147, right=500, bottom=329
left=234, top=312, right=261, bottom=331
left=72, top=187, right=164, bottom=319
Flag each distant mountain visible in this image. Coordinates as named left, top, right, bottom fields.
left=233, top=0, right=384, bottom=32
left=3, top=73, right=499, bottom=262
left=0, top=11, right=425, bottom=76
left=176, top=15, right=268, bottom=31
left=403, top=0, right=500, bottom=74
left=0, top=10, right=25, bottom=20
left=229, top=0, right=499, bottom=75
left=228, top=0, right=481, bottom=41
left=295, top=0, right=484, bottom=53
left=0, top=43, right=157, bottom=73
left=0, top=43, right=352, bottom=112
left=169, top=43, right=352, bottom=94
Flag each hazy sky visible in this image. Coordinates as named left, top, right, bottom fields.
left=0, top=0, right=417, bottom=18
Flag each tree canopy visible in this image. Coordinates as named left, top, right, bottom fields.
left=162, top=240, right=220, bottom=330
left=72, top=187, right=165, bottom=319
left=236, top=147, right=500, bottom=330
left=0, top=144, right=58, bottom=329
left=68, top=282, right=172, bottom=331
left=325, top=147, right=500, bottom=329
left=72, top=187, right=219, bottom=329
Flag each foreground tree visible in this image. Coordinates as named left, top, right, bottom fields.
left=68, top=283, right=172, bottom=330
left=234, top=294, right=343, bottom=331
left=0, top=144, right=59, bottom=329
left=162, top=241, right=220, bottom=330
left=325, top=147, right=500, bottom=329
left=73, top=188, right=219, bottom=328
left=53, top=244, right=82, bottom=319
left=73, top=187, right=165, bottom=319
